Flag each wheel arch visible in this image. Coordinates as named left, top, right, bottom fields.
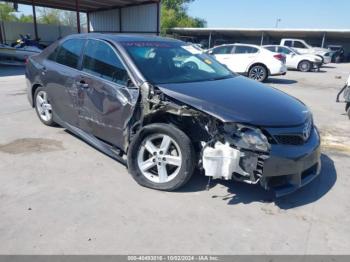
left=141, top=112, right=210, bottom=145
left=31, top=83, right=43, bottom=107
left=247, top=62, right=270, bottom=76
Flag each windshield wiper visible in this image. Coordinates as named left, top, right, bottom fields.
left=208, top=75, right=233, bottom=81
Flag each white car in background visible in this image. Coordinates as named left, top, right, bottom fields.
left=207, top=44, right=287, bottom=82
left=280, top=39, right=332, bottom=64
left=264, top=45, right=323, bottom=72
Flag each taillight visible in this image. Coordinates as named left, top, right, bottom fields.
left=273, top=54, right=286, bottom=64
left=273, top=53, right=285, bottom=62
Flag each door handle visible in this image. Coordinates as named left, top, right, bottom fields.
left=77, top=80, right=89, bottom=89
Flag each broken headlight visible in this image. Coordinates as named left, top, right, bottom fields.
left=226, top=124, right=271, bottom=153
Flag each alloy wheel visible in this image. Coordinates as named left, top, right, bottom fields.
left=300, top=61, right=311, bottom=72
left=249, top=66, right=266, bottom=81
left=137, top=134, right=182, bottom=183
left=36, top=90, right=53, bottom=122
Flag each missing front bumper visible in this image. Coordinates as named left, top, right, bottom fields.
left=201, top=128, right=321, bottom=197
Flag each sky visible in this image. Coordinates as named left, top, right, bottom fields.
left=9, top=0, right=350, bottom=29
left=187, top=0, right=350, bottom=29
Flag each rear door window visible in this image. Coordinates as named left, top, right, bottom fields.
left=264, top=46, right=277, bottom=52
left=278, top=47, right=292, bottom=54
left=212, top=46, right=233, bottom=55
left=54, top=39, right=85, bottom=69
left=82, top=39, right=129, bottom=86
left=233, top=46, right=259, bottom=54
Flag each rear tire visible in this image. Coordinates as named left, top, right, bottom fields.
left=346, top=104, right=350, bottom=120
left=298, top=60, right=312, bottom=72
left=248, top=64, right=268, bottom=82
left=34, top=87, right=55, bottom=126
left=127, top=123, right=195, bottom=191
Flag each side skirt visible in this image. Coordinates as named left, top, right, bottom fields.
left=53, top=113, right=127, bottom=167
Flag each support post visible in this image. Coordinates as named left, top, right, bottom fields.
left=156, top=1, right=160, bottom=35
left=321, top=32, right=326, bottom=48
left=0, top=22, right=3, bottom=44
left=260, top=32, right=264, bottom=46
left=31, top=0, right=38, bottom=40
left=75, top=0, right=81, bottom=33
left=208, top=32, right=212, bottom=49
left=87, top=12, right=90, bottom=33
left=119, top=8, right=122, bottom=33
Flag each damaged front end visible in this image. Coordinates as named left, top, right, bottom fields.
left=127, top=83, right=321, bottom=196
left=201, top=123, right=270, bottom=187
left=128, top=82, right=272, bottom=189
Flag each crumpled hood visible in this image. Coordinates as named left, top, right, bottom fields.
left=157, top=76, right=310, bottom=127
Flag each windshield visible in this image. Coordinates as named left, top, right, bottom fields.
left=121, top=41, right=235, bottom=84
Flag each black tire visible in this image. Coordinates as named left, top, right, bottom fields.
left=248, top=64, right=268, bottom=82
left=346, top=104, right=350, bottom=120
left=127, top=123, right=196, bottom=191
left=34, top=87, right=56, bottom=126
left=298, top=60, right=312, bottom=72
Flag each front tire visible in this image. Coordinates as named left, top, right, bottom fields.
left=298, top=60, right=312, bottom=72
left=34, top=87, right=55, bottom=126
left=248, top=64, right=268, bottom=82
left=127, top=123, right=195, bottom=191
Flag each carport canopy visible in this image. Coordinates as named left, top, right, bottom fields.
left=10, top=0, right=160, bottom=12
left=169, top=28, right=350, bottom=48
left=3, top=0, right=160, bottom=40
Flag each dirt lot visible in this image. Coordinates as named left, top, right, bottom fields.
left=0, top=63, right=350, bottom=255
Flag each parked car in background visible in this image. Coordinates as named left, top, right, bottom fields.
left=328, top=45, right=345, bottom=63
left=336, top=74, right=350, bottom=119
left=280, top=38, right=332, bottom=64
left=26, top=34, right=321, bottom=196
left=207, top=43, right=287, bottom=82
left=264, top=45, right=322, bottom=72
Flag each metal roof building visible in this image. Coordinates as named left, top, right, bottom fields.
left=0, top=0, right=160, bottom=44
left=169, top=28, right=350, bottom=56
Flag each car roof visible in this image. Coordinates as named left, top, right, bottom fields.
left=264, top=45, right=289, bottom=48
left=65, top=33, right=183, bottom=44
left=214, top=43, right=261, bottom=48
left=282, top=38, right=304, bottom=41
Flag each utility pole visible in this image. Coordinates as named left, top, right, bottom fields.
left=275, top=18, right=282, bottom=28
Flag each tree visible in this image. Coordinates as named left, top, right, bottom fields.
left=17, top=14, right=33, bottom=23
left=37, top=7, right=61, bottom=24
left=0, top=2, right=33, bottom=23
left=0, top=2, right=18, bottom=21
left=161, top=0, right=206, bottom=35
